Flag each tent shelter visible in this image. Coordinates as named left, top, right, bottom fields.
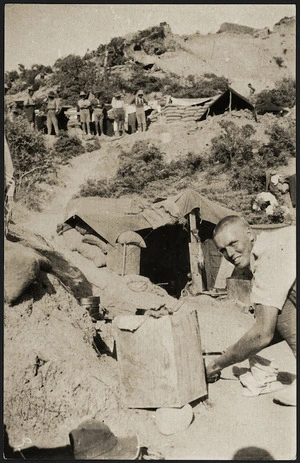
left=63, top=189, right=238, bottom=297
left=196, top=87, right=254, bottom=120
left=149, top=87, right=254, bottom=124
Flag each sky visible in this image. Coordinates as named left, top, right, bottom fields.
left=4, top=3, right=296, bottom=71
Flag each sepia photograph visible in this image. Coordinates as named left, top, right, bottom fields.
left=4, top=3, right=296, bottom=460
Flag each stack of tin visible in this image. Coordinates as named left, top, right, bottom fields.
left=80, top=296, right=100, bottom=321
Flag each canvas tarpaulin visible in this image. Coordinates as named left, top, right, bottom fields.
left=167, top=97, right=213, bottom=107
left=64, top=197, right=151, bottom=245
left=64, top=189, right=239, bottom=245
left=152, top=189, right=239, bottom=224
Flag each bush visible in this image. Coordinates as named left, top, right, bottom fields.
left=51, top=54, right=97, bottom=105
left=229, top=160, right=266, bottom=193
left=255, top=77, right=296, bottom=108
left=209, top=119, right=295, bottom=194
left=5, top=120, right=88, bottom=209
left=211, top=120, right=258, bottom=168
left=5, top=117, right=58, bottom=209
left=85, top=138, right=101, bottom=152
left=78, top=142, right=205, bottom=198
left=258, top=121, right=295, bottom=167
left=168, top=151, right=206, bottom=176
left=53, top=132, right=85, bottom=161
left=161, top=73, right=229, bottom=98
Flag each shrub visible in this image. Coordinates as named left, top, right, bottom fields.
left=211, top=120, right=258, bottom=168
left=258, top=120, right=295, bottom=167
left=168, top=151, right=206, bottom=176
left=229, top=160, right=266, bottom=193
left=51, top=54, right=97, bottom=105
left=5, top=116, right=58, bottom=209
left=255, top=77, right=296, bottom=108
left=85, top=138, right=101, bottom=152
left=53, top=132, right=85, bottom=161
left=209, top=118, right=295, bottom=194
left=117, top=141, right=169, bottom=193
left=161, top=73, right=229, bottom=98
left=78, top=142, right=205, bottom=198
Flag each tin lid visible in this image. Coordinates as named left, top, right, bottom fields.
left=80, top=296, right=100, bottom=304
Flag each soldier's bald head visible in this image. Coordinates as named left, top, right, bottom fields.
left=213, top=215, right=249, bottom=239
left=213, top=216, right=254, bottom=269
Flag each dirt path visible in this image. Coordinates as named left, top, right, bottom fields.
left=13, top=138, right=120, bottom=240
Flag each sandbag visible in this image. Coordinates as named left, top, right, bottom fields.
left=93, top=251, right=107, bottom=268
left=117, top=231, right=146, bottom=248
left=77, top=242, right=107, bottom=268
left=82, top=234, right=108, bottom=254
left=76, top=241, right=98, bottom=261
left=4, top=240, right=52, bottom=305
left=62, top=228, right=83, bottom=251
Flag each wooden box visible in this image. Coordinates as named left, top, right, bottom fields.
left=106, top=243, right=140, bottom=276
left=113, top=310, right=207, bottom=408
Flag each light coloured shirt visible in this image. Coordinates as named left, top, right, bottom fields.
left=78, top=98, right=91, bottom=110
left=111, top=97, right=126, bottom=110
left=250, top=226, right=296, bottom=310
left=46, top=98, right=59, bottom=111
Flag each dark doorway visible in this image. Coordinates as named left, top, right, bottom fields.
left=138, top=224, right=190, bottom=298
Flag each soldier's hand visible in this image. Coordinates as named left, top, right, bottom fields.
left=205, top=360, right=222, bottom=383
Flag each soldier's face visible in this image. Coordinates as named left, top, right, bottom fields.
left=214, top=223, right=254, bottom=269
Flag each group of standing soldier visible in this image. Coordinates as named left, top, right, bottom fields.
left=79, top=89, right=148, bottom=137
left=8, top=87, right=148, bottom=138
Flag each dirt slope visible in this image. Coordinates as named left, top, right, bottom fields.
left=154, top=18, right=295, bottom=95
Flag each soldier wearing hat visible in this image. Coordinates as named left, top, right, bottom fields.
left=111, top=92, right=126, bottom=136
left=131, top=89, right=148, bottom=132
left=91, top=92, right=106, bottom=136
left=23, top=87, right=36, bottom=129
left=44, top=90, right=60, bottom=136
left=77, top=90, right=92, bottom=136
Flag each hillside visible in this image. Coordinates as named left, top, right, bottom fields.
left=90, top=16, right=296, bottom=95
left=142, top=17, right=295, bottom=95
left=5, top=16, right=295, bottom=103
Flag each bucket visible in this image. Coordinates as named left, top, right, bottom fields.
left=80, top=296, right=101, bottom=320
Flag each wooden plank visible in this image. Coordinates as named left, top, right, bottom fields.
left=171, top=310, right=207, bottom=404
left=106, top=243, right=140, bottom=275
left=114, top=310, right=207, bottom=408
left=188, top=212, right=204, bottom=293
left=115, top=316, right=179, bottom=408
left=188, top=242, right=204, bottom=294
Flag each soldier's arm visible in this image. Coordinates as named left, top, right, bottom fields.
left=206, top=305, right=278, bottom=380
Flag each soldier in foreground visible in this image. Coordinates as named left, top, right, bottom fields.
left=206, top=216, right=296, bottom=406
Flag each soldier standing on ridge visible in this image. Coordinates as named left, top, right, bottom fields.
left=23, top=87, right=36, bottom=129
left=111, top=92, right=126, bottom=136
left=44, top=90, right=60, bottom=136
left=91, top=93, right=106, bottom=136
left=77, top=91, right=92, bottom=136
left=131, top=89, right=148, bottom=132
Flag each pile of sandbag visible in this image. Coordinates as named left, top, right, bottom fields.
left=150, top=104, right=207, bottom=124
left=61, top=225, right=108, bottom=268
